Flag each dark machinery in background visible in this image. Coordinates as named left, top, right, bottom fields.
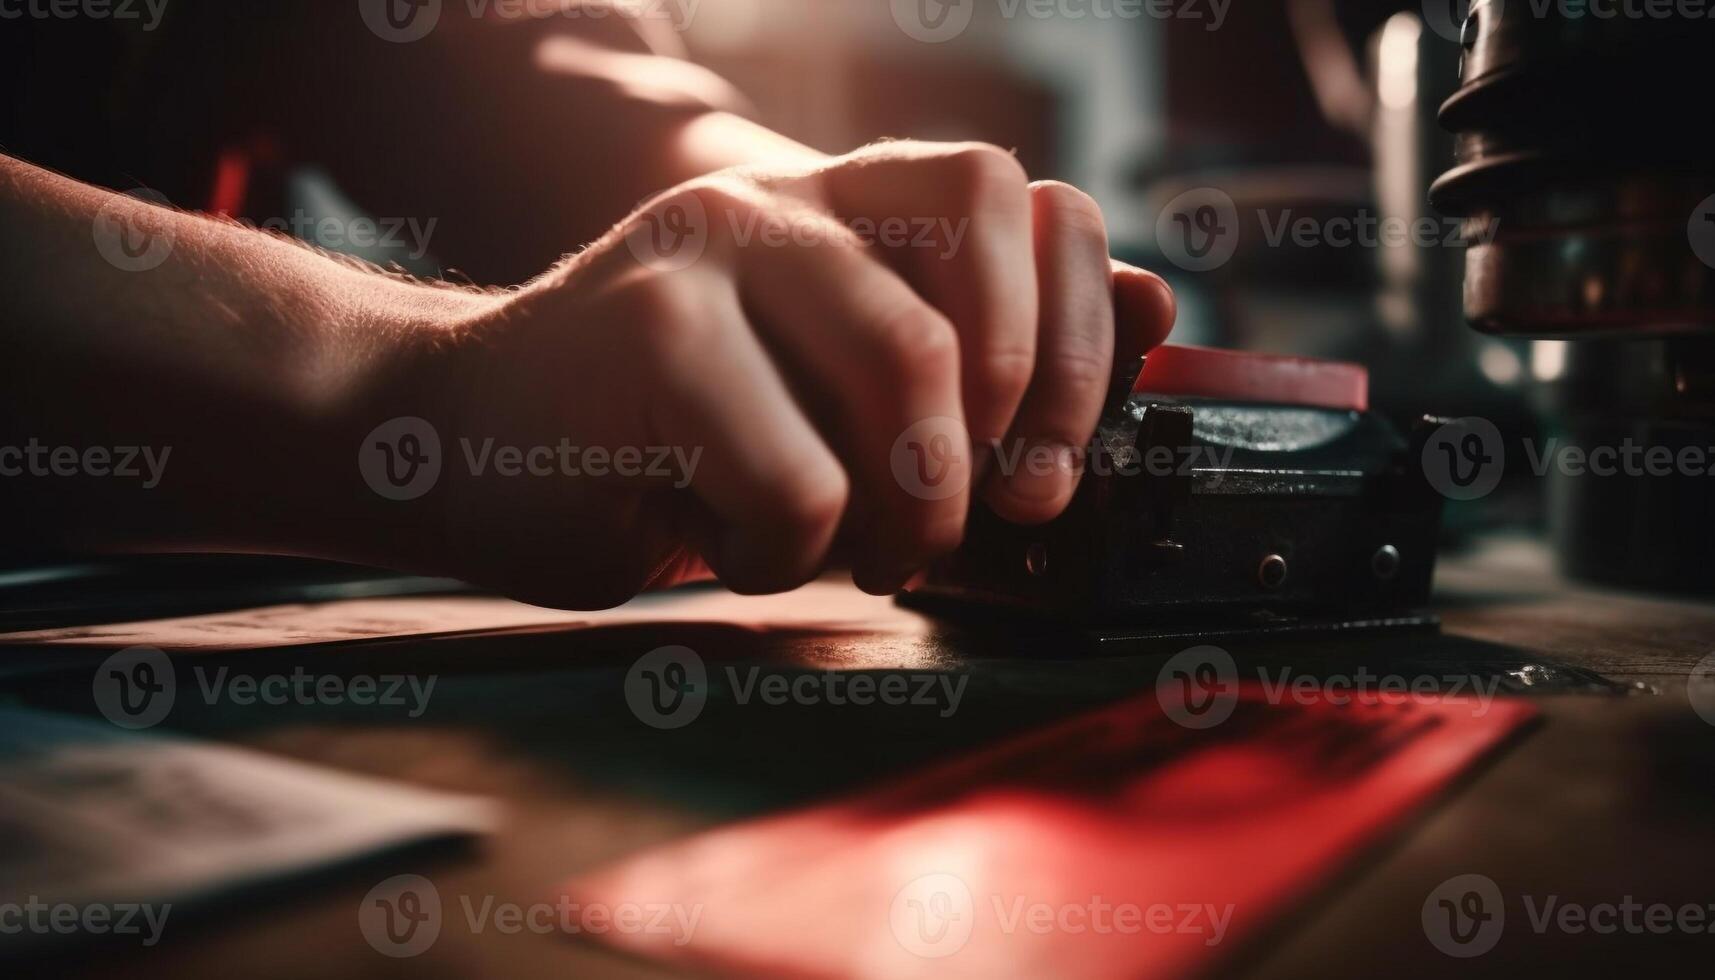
left=1429, top=0, right=1715, bottom=594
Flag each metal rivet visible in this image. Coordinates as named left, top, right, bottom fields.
left=1257, top=554, right=1288, bottom=589
left=1372, top=544, right=1401, bottom=581
left=1026, top=542, right=1049, bottom=577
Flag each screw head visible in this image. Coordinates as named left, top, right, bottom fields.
left=1257, top=554, right=1288, bottom=590
left=1372, top=544, right=1402, bottom=581
left=1025, top=542, right=1049, bottom=577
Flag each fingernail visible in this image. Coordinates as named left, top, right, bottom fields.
left=1004, top=440, right=1078, bottom=503
left=851, top=551, right=924, bottom=596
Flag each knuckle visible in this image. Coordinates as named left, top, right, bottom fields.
left=657, top=178, right=762, bottom=249
left=869, top=302, right=961, bottom=380
left=619, top=278, right=719, bottom=356
left=941, top=143, right=1030, bottom=203
left=1034, top=180, right=1108, bottom=245
left=808, top=213, right=864, bottom=250
left=683, top=176, right=757, bottom=215
left=977, top=345, right=1038, bottom=405
left=778, top=462, right=851, bottom=538
left=1046, top=346, right=1112, bottom=401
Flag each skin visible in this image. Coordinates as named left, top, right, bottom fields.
left=0, top=109, right=1175, bottom=610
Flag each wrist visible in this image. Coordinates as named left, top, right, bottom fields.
left=279, top=274, right=502, bottom=576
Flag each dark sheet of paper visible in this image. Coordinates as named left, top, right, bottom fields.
left=0, top=707, right=496, bottom=951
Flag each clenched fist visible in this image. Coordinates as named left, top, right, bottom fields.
left=378, top=141, right=1176, bottom=607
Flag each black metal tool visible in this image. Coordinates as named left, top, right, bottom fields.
left=900, top=354, right=1446, bottom=636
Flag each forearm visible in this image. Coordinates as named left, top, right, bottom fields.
left=0, top=108, right=817, bottom=570
left=0, top=155, right=494, bottom=566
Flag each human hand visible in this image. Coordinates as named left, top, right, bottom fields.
left=371, top=141, right=1176, bottom=608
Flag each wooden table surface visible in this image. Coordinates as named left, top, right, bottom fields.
left=10, top=536, right=1715, bottom=978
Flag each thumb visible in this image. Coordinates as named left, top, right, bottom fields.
left=1111, top=260, right=1177, bottom=376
